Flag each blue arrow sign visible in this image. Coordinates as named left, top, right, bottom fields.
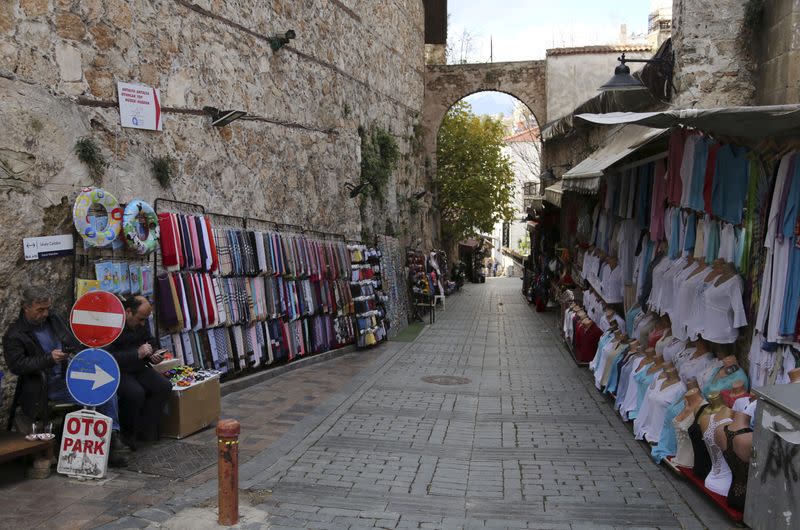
left=66, top=348, right=120, bottom=407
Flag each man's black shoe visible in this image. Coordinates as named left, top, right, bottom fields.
left=108, top=450, right=128, bottom=468
left=120, top=432, right=138, bottom=452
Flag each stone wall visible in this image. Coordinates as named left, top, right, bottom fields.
left=0, top=0, right=426, bottom=423
left=755, top=0, right=800, bottom=105
left=671, top=0, right=756, bottom=107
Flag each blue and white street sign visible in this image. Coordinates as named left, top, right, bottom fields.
left=66, top=348, right=120, bottom=407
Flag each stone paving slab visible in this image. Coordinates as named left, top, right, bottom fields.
left=33, top=278, right=735, bottom=529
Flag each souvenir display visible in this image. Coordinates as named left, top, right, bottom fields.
left=123, top=199, right=160, bottom=254
left=155, top=212, right=358, bottom=376
left=72, top=187, right=123, bottom=247
left=349, top=244, right=387, bottom=348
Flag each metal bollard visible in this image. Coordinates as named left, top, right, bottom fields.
left=216, top=419, right=240, bottom=526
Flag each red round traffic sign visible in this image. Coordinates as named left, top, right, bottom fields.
left=70, top=291, right=125, bottom=348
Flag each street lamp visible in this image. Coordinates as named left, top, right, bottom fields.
left=599, top=52, right=674, bottom=92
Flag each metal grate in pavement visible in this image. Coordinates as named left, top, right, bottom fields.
left=420, top=375, right=472, bottom=385
left=125, top=441, right=216, bottom=479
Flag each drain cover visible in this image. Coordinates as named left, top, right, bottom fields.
left=421, top=375, right=471, bottom=385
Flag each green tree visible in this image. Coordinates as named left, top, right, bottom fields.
left=435, top=100, right=515, bottom=243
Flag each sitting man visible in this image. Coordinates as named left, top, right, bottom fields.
left=107, top=295, right=171, bottom=447
left=3, top=287, right=127, bottom=467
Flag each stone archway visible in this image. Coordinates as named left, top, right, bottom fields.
left=422, top=60, right=547, bottom=244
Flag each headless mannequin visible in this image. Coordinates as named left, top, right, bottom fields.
left=727, top=380, right=747, bottom=402
left=699, top=392, right=733, bottom=433
left=711, top=355, right=741, bottom=384
left=647, top=354, right=666, bottom=376
left=676, top=388, right=706, bottom=421
left=659, top=367, right=681, bottom=391
left=687, top=256, right=714, bottom=279
left=714, top=410, right=753, bottom=465
left=691, top=339, right=711, bottom=360
left=702, top=259, right=728, bottom=283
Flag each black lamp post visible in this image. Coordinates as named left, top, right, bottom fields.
left=599, top=52, right=674, bottom=92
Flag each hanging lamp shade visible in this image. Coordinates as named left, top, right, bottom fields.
left=599, top=62, right=646, bottom=92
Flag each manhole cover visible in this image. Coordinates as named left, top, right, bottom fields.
left=126, top=441, right=216, bottom=479
left=421, top=375, right=471, bottom=385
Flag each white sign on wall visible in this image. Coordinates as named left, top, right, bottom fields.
left=23, top=234, right=74, bottom=261
left=117, top=81, right=163, bottom=131
left=57, top=409, right=112, bottom=479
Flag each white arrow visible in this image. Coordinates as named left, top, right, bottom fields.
left=70, top=365, right=115, bottom=390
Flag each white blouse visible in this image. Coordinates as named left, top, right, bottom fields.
left=634, top=379, right=687, bottom=443
left=700, top=275, right=748, bottom=344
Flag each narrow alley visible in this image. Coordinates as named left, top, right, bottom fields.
left=96, top=278, right=729, bottom=530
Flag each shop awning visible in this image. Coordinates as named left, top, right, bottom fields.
left=575, top=104, right=800, bottom=140
left=561, top=124, right=668, bottom=193
left=544, top=181, right=563, bottom=207
left=458, top=238, right=480, bottom=249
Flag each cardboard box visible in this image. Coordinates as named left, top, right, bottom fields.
left=159, top=377, right=220, bottom=439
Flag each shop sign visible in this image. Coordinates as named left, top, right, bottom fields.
left=22, top=234, right=74, bottom=261
left=117, top=81, right=163, bottom=131
left=57, top=409, right=111, bottom=479
left=70, top=292, right=126, bottom=348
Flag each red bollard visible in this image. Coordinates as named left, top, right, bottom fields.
left=216, top=419, right=240, bottom=526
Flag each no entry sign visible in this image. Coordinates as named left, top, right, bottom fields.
left=57, top=409, right=112, bottom=479
left=70, top=290, right=125, bottom=348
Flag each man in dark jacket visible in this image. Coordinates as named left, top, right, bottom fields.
left=107, top=295, right=171, bottom=444
left=3, top=287, right=127, bottom=466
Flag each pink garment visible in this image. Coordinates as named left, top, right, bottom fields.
left=666, top=129, right=686, bottom=204
left=189, top=216, right=202, bottom=270
left=650, top=159, right=668, bottom=241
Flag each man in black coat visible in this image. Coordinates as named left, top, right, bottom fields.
left=107, top=295, right=172, bottom=445
left=2, top=287, right=127, bottom=466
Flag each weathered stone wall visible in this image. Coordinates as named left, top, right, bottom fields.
left=755, top=0, right=800, bottom=105
left=0, top=0, right=426, bottom=423
left=671, top=0, right=756, bottom=107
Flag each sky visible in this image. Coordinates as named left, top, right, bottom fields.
left=453, top=0, right=655, bottom=116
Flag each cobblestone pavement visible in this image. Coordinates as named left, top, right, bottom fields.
left=4, top=278, right=733, bottom=529
left=140, top=278, right=731, bottom=529
left=0, top=348, right=383, bottom=529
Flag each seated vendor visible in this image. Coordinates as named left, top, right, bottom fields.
left=107, top=295, right=172, bottom=447
left=2, top=287, right=127, bottom=467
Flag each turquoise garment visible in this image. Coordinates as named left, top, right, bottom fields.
left=630, top=364, right=660, bottom=420
left=651, top=397, right=686, bottom=463
left=605, top=347, right=630, bottom=395
left=625, top=306, right=642, bottom=337
left=734, top=226, right=746, bottom=271
left=702, top=367, right=750, bottom=398
left=705, top=219, right=720, bottom=264
left=711, top=145, right=750, bottom=224
left=688, top=138, right=711, bottom=211
left=780, top=160, right=800, bottom=335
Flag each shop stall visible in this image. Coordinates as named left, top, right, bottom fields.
left=551, top=105, right=800, bottom=523
left=69, top=188, right=399, bottom=436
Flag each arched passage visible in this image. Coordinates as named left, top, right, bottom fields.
left=421, top=60, right=547, bottom=243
